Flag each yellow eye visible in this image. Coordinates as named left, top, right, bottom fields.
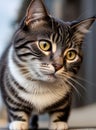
left=66, top=50, right=77, bottom=60
left=39, top=41, right=51, bottom=51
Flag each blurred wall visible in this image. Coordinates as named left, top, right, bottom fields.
left=81, top=0, right=96, bottom=105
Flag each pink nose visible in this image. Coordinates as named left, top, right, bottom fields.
left=53, top=64, right=63, bottom=72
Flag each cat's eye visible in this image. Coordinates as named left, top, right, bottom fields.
left=66, top=50, right=77, bottom=61
left=39, top=41, right=51, bottom=51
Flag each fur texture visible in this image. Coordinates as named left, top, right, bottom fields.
left=0, top=0, right=95, bottom=130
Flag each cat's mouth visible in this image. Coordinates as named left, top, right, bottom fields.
left=46, top=73, right=56, bottom=78
left=39, top=68, right=63, bottom=82
left=44, top=71, right=62, bottom=81
left=42, top=69, right=63, bottom=78
left=41, top=73, right=57, bottom=83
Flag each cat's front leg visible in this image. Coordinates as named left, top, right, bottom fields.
left=49, top=121, right=68, bottom=130
left=49, top=105, right=70, bottom=130
left=9, top=121, right=28, bottom=130
left=49, top=113, right=68, bottom=130
left=8, top=111, right=29, bottom=130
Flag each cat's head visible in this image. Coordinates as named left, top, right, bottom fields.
left=13, top=0, right=95, bottom=83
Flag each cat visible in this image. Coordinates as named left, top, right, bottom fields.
left=0, top=0, right=95, bottom=130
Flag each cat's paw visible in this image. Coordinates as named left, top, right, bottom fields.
left=49, top=122, right=68, bottom=130
left=9, top=121, right=28, bottom=130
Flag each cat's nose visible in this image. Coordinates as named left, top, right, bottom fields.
left=53, top=56, right=63, bottom=72
left=53, top=63, right=63, bottom=72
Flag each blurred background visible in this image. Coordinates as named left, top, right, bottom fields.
left=0, top=0, right=96, bottom=128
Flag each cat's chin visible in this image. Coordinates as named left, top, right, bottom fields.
left=40, top=74, right=57, bottom=83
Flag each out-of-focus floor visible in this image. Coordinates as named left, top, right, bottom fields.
left=69, top=104, right=96, bottom=127
left=39, top=104, right=96, bottom=128
left=0, top=104, right=96, bottom=128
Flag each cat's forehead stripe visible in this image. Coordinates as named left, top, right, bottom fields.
left=52, top=43, right=57, bottom=53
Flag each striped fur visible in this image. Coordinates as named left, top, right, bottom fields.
left=0, top=0, right=95, bottom=130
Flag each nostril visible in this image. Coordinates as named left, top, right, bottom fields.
left=53, top=64, right=63, bottom=72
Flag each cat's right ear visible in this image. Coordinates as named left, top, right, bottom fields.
left=25, top=0, right=49, bottom=25
left=70, top=17, right=96, bottom=44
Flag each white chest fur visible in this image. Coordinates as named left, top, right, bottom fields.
left=18, top=81, right=69, bottom=112
left=8, top=47, right=70, bottom=112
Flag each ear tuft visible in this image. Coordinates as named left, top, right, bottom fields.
left=25, top=0, right=49, bottom=25
left=71, top=17, right=96, bottom=43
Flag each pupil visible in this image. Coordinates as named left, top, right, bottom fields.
left=69, top=52, right=72, bottom=57
left=44, top=43, right=47, bottom=48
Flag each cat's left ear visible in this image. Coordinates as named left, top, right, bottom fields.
left=70, top=17, right=96, bottom=43
left=25, top=0, right=49, bottom=25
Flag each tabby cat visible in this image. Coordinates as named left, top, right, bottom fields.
left=0, top=0, right=95, bottom=130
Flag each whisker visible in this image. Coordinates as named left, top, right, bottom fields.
left=60, top=71, right=95, bottom=90
left=62, top=73, right=86, bottom=92
left=58, top=72, right=86, bottom=97
left=71, top=74, right=96, bottom=88
left=64, top=78, right=81, bottom=97
left=57, top=73, right=81, bottom=96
